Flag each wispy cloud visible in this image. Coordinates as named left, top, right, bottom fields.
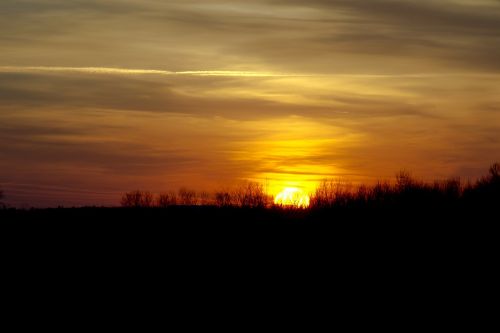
left=3, top=1, right=500, bottom=74
left=0, top=66, right=300, bottom=77
left=3, top=66, right=500, bottom=79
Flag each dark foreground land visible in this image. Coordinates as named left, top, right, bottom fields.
left=2, top=204, right=498, bottom=244
left=3, top=163, right=499, bottom=242
left=2, top=204, right=498, bottom=313
left=3, top=166, right=499, bottom=322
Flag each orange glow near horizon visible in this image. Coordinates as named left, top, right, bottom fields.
left=231, top=117, right=356, bottom=204
left=274, top=187, right=310, bottom=208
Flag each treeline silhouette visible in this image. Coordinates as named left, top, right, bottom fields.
left=5, top=169, right=499, bottom=295
left=120, top=163, right=500, bottom=212
left=2, top=164, right=499, bottom=253
left=0, top=163, right=500, bottom=215
left=121, top=182, right=271, bottom=208
left=3, top=163, right=499, bottom=277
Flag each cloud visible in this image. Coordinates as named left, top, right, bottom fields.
left=0, top=71, right=329, bottom=121
left=3, top=0, right=500, bottom=73
left=0, top=69, right=452, bottom=123
left=0, top=66, right=299, bottom=77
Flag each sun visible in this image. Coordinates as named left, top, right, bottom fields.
left=274, top=187, right=310, bottom=208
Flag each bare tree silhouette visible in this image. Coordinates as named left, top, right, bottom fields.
left=199, top=191, right=211, bottom=206
left=178, top=188, right=197, bottom=206
left=433, top=178, right=461, bottom=200
left=156, top=192, right=177, bottom=207
left=215, top=191, right=232, bottom=207
left=467, top=162, right=500, bottom=203
left=488, top=163, right=500, bottom=182
left=234, top=182, right=268, bottom=208
left=395, top=170, right=415, bottom=192
left=310, top=178, right=353, bottom=208
left=121, top=190, right=154, bottom=208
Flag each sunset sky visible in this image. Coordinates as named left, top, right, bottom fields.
left=1, top=0, right=500, bottom=207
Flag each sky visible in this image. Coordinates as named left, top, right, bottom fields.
left=1, top=0, right=500, bottom=207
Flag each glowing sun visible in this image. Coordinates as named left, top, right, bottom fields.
left=274, top=187, right=310, bottom=208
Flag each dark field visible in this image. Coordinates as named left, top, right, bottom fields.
left=2, top=203, right=497, bottom=243
left=2, top=201, right=497, bottom=307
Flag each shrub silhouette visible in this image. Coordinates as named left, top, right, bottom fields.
left=310, top=170, right=467, bottom=210
left=156, top=192, right=177, bottom=207
left=428, top=178, right=462, bottom=206
left=439, top=178, right=461, bottom=199
left=0, top=189, right=4, bottom=208
left=464, top=162, right=500, bottom=205
left=234, top=182, right=268, bottom=208
left=395, top=170, right=416, bottom=192
left=490, top=163, right=500, bottom=178
left=121, top=190, right=154, bottom=208
left=483, top=163, right=500, bottom=186
left=178, top=188, right=197, bottom=206
left=215, top=191, right=232, bottom=207
left=199, top=191, right=211, bottom=206
left=310, top=179, right=354, bottom=208
left=369, top=181, right=394, bottom=203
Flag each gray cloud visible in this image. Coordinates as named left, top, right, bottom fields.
left=0, top=70, right=446, bottom=122
left=2, top=0, right=500, bottom=72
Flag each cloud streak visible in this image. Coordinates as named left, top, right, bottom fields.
left=0, top=66, right=301, bottom=77
left=4, top=66, right=500, bottom=80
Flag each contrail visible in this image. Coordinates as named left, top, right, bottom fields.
left=0, top=66, right=498, bottom=78
left=0, top=66, right=298, bottom=77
